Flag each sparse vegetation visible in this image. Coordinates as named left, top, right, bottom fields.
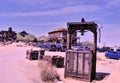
left=38, top=35, right=50, bottom=43
left=16, top=33, right=36, bottom=42
left=38, top=61, right=60, bottom=83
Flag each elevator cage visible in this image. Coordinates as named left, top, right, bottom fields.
left=64, top=18, right=98, bottom=82
left=65, top=50, right=93, bottom=81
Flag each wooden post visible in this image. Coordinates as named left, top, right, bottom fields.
left=91, top=30, right=97, bottom=81
left=67, top=31, right=72, bottom=49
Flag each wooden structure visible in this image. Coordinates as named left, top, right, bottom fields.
left=65, top=50, right=92, bottom=81
left=65, top=18, right=98, bottom=82
left=48, top=28, right=67, bottom=44
left=48, top=28, right=78, bottom=44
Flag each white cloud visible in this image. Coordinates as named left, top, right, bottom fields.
left=0, top=5, right=102, bottom=17
left=12, top=22, right=65, bottom=26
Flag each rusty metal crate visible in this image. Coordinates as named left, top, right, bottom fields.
left=26, top=50, right=39, bottom=60
left=43, top=55, right=64, bottom=68
left=52, top=56, right=64, bottom=68
left=64, top=50, right=93, bottom=82
left=26, top=49, right=45, bottom=60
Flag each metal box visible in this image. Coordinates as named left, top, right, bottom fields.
left=65, top=50, right=93, bottom=82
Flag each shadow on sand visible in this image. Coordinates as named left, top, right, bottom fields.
left=96, top=72, right=110, bottom=81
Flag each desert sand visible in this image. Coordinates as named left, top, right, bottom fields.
left=0, top=43, right=41, bottom=83
left=0, top=42, right=120, bottom=83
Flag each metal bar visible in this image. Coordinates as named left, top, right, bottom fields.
left=64, top=52, right=68, bottom=78
left=76, top=52, right=79, bottom=75
left=82, top=53, right=85, bottom=79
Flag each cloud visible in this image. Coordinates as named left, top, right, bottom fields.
left=12, top=22, right=65, bottom=26
left=0, top=5, right=102, bottom=17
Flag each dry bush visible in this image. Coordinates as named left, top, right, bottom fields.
left=38, top=61, right=60, bottom=83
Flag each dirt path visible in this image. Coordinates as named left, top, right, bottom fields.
left=0, top=44, right=41, bottom=83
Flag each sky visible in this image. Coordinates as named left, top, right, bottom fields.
left=0, top=0, right=120, bottom=46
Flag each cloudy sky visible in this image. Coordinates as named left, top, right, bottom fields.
left=0, top=0, right=120, bottom=46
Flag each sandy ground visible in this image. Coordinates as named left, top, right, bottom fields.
left=45, top=50, right=120, bottom=83
left=0, top=43, right=41, bottom=83
left=0, top=42, right=120, bottom=83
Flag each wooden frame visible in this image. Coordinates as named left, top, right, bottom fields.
left=65, top=18, right=98, bottom=82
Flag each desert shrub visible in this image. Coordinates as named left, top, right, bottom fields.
left=38, top=61, right=60, bottom=82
